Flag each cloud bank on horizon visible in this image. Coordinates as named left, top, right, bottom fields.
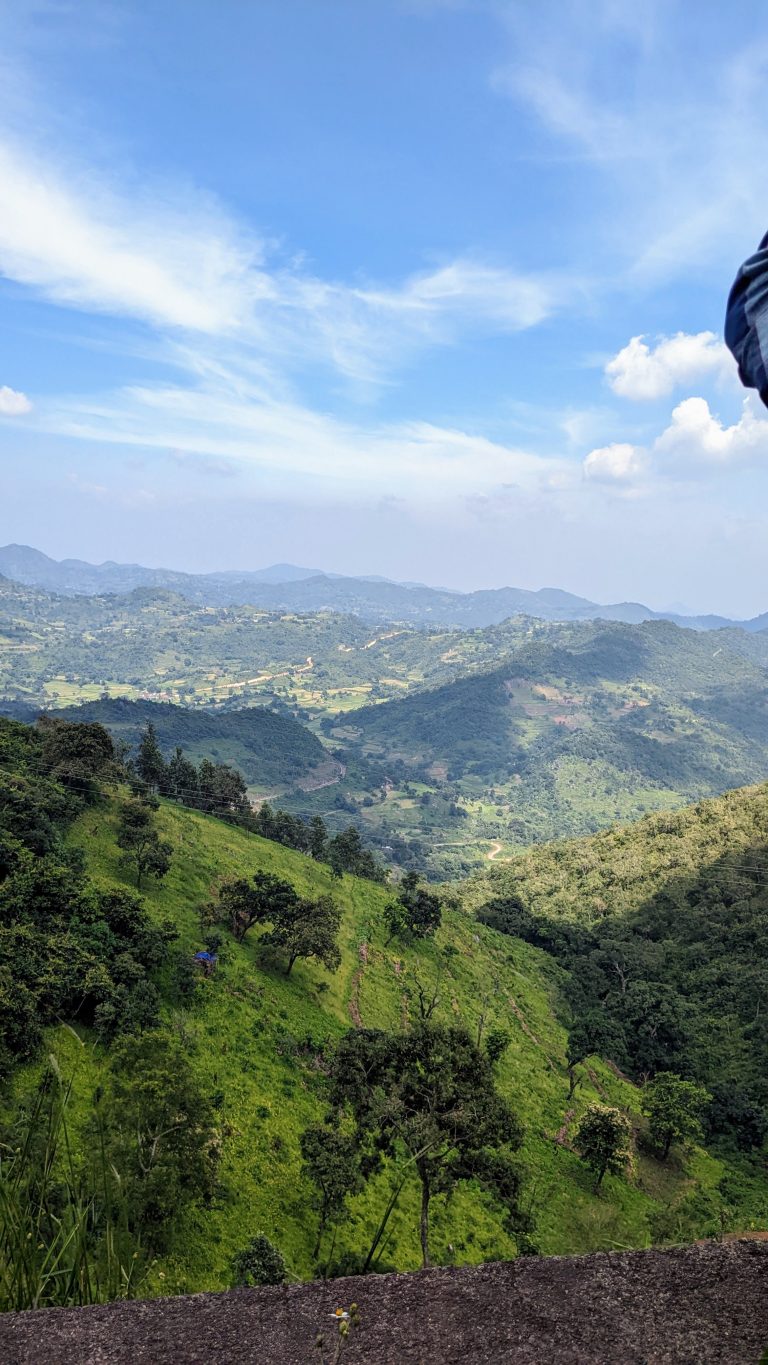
left=1, top=0, right=767, bottom=614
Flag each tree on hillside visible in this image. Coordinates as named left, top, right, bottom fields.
left=135, top=723, right=166, bottom=792
left=116, top=798, right=172, bottom=889
left=384, top=871, right=441, bottom=944
left=327, top=825, right=384, bottom=882
left=261, top=893, right=342, bottom=977
left=642, top=1072, right=711, bottom=1160
left=101, top=1028, right=218, bottom=1246
left=308, top=815, right=328, bottom=861
left=320, top=1022, right=528, bottom=1268
left=218, top=871, right=299, bottom=944
left=165, top=746, right=199, bottom=803
left=37, top=716, right=115, bottom=799
left=300, top=1124, right=363, bottom=1260
left=574, top=1104, right=632, bottom=1192
left=197, top=759, right=250, bottom=819
left=617, top=981, right=691, bottom=1077
left=254, top=802, right=301, bottom=850
left=484, top=1026, right=511, bottom=1067
left=566, top=1011, right=625, bottom=1099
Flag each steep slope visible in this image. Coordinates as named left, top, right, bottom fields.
left=6, top=794, right=736, bottom=1299
left=456, top=781, right=768, bottom=1153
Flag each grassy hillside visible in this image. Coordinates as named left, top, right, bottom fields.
left=6, top=794, right=745, bottom=1298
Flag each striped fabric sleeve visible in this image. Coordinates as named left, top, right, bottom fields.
left=725, top=230, right=768, bottom=409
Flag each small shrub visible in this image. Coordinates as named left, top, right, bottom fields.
left=232, top=1232, right=286, bottom=1287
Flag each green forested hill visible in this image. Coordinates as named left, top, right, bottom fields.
left=3, top=716, right=761, bottom=1309
left=456, top=781, right=768, bottom=1152
left=339, top=620, right=768, bottom=858
left=5, top=578, right=768, bottom=878
left=39, top=698, right=332, bottom=794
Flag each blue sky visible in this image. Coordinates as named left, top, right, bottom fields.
left=1, top=0, right=768, bottom=613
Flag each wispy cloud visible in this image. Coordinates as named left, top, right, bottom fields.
left=0, top=139, right=264, bottom=333
left=38, top=367, right=567, bottom=501
left=0, top=131, right=568, bottom=395
left=492, top=1, right=768, bottom=284
left=66, top=472, right=157, bottom=508
left=0, top=108, right=585, bottom=496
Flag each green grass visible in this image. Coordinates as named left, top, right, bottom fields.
left=6, top=796, right=739, bottom=1296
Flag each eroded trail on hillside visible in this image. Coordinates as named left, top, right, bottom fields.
left=348, top=940, right=368, bottom=1027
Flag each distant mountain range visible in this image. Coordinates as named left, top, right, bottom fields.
left=1, top=543, right=765, bottom=633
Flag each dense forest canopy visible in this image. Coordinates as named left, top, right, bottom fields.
left=458, top=783, right=768, bottom=1148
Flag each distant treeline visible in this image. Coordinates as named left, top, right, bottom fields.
left=130, top=721, right=386, bottom=882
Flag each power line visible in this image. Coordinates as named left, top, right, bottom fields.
left=3, top=763, right=768, bottom=894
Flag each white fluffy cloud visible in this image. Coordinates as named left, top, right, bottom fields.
left=605, top=333, right=734, bottom=400
left=581, top=393, right=768, bottom=485
left=0, top=384, right=31, bottom=415
left=655, top=396, right=768, bottom=464
left=583, top=442, right=647, bottom=483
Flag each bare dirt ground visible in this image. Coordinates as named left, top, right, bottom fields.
left=3, top=1241, right=767, bottom=1364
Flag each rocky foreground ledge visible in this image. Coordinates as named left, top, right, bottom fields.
left=2, top=1241, right=767, bottom=1365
